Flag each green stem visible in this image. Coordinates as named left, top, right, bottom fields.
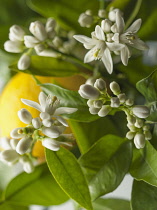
left=125, top=0, right=143, bottom=29
left=99, top=0, right=106, bottom=10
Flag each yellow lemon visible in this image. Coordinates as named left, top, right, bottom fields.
left=0, top=72, right=85, bottom=158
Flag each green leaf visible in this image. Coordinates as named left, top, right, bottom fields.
left=89, top=141, right=133, bottom=200
left=0, top=203, right=28, bottom=210
left=1, top=163, right=68, bottom=206
left=93, top=198, right=131, bottom=210
left=40, top=83, right=99, bottom=122
left=79, top=134, right=126, bottom=179
left=10, top=56, right=80, bottom=77
left=131, top=180, right=157, bottom=210
left=28, top=0, right=98, bottom=32
left=46, top=147, right=93, bottom=210
left=130, top=141, right=157, bottom=187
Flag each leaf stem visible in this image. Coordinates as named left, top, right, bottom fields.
left=125, top=0, right=143, bottom=29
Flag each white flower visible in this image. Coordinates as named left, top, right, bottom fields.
left=4, top=40, right=24, bottom=53
left=29, top=21, right=47, bottom=41
left=74, top=25, right=124, bottom=74
left=112, top=10, right=149, bottom=65
left=9, top=25, right=25, bottom=41
left=18, top=54, right=31, bottom=70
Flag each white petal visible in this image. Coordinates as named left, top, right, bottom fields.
left=116, top=10, right=125, bottom=33
left=39, top=92, right=47, bottom=110
left=106, top=42, right=124, bottom=51
left=0, top=137, right=12, bottom=150
left=21, top=99, right=42, bottom=112
left=84, top=49, right=95, bottom=63
left=42, top=138, right=60, bottom=151
left=102, top=48, right=113, bottom=74
left=55, top=116, right=68, bottom=127
left=120, top=45, right=130, bottom=66
left=73, top=35, right=93, bottom=44
left=10, top=127, right=25, bottom=139
left=54, top=107, right=78, bottom=115
left=130, top=39, right=149, bottom=51
left=126, top=19, right=142, bottom=33
left=95, top=25, right=105, bottom=41
left=42, top=126, right=61, bottom=138
left=83, top=43, right=95, bottom=49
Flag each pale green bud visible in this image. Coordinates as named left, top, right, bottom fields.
left=134, top=133, right=145, bottom=149
left=132, top=105, right=150, bottom=119
left=18, top=108, right=32, bottom=124
left=79, top=84, right=100, bottom=99
left=110, top=81, right=121, bottom=95
left=16, top=136, right=33, bottom=155
left=98, top=105, right=111, bottom=117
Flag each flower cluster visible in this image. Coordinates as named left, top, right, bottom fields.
left=4, top=18, right=76, bottom=70
left=0, top=92, right=77, bottom=173
left=74, top=8, right=148, bottom=74
left=79, top=78, right=151, bottom=149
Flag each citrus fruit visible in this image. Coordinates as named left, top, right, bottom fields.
left=0, top=72, right=85, bottom=158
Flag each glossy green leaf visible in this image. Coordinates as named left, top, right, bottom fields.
left=0, top=203, right=28, bottom=210
left=28, top=0, right=98, bottom=32
left=10, top=56, right=80, bottom=77
left=1, top=164, right=68, bottom=206
left=79, top=135, right=126, bottom=179
left=46, top=147, right=93, bottom=210
left=89, top=141, right=133, bottom=200
left=93, top=198, right=131, bottom=210
left=131, top=180, right=157, bottom=210
left=130, top=141, right=157, bottom=187
left=40, top=83, right=99, bottom=122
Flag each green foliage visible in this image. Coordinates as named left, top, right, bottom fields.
left=0, top=164, right=68, bottom=207
left=46, top=147, right=93, bottom=210
left=0, top=203, right=28, bottom=210
left=130, top=141, right=157, bottom=187
left=131, top=180, right=157, bottom=210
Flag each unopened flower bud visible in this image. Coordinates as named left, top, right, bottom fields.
left=126, top=131, right=135, bottom=140
left=127, top=123, right=137, bottom=132
left=18, top=54, right=31, bottom=70
left=0, top=150, right=19, bottom=162
left=143, top=125, right=150, bottom=131
left=45, top=18, right=56, bottom=33
left=10, top=127, right=25, bottom=139
left=132, top=105, right=150, bottom=119
left=85, top=77, right=96, bottom=86
left=42, top=138, right=60, bottom=151
left=42, top=126, right=62, bottom=138
left=144, top=130, right=152, bottom=141
left=79, top=84, right=100, bottom=99
left=23, top=160, right=34, bottom=173
left=34, top=44, right=45, bottom=54
left=135, top=119, right=144, bottom=128
left=125, top=99, right=134, bottom=106
left=93, top=100, right=103, bottom=108
left=0, top=137, right=12, bottom=150
left=24, top=35, right=39, bottom=48
left=134, top=133, right=145, bottom=149
left=117, top=93, right=126, bottom=103
left=4, top=40, right=23, bottom=53
left=110, top=81, right=121, bottom=95
left=32, top=117, right=42, bottom=129
left=38, top=49, right=58, bottom=57
left=98, top=105, right=111, bottom=117
left=29, top=21, right=47, bottom=41
left=89, top=107, right=100, bottom=115
left=108, top=8, right=122, bottom=22
left=40, top=112, right=51, bottom=120
left=101, top=19, right=112, bottom=33
left=9, top=25, right=25, bottom=41
left=127, top=115, right=136, bottom=125
left=111, top=97, right=120, bottom=108
left=10, top=139, right=19, bottom=150
left=94, top=78, right=106, bottom=91
left=85, top=10, right=92, bottom=16
left=78, top=12, right=93, bottom=28
left=18, top=108, right=32, bottom=124
left=98, top=9, right=106, bottom=18
left=16, top=136, right=33, bottom=155
left=52, top=36, right=63, bottom=48
left=87, top=99, right=94, bottom=107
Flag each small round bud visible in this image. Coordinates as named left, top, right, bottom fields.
left=98, top=105, right=111, bottom=117
left=126, top=131, right=135, bottom=140
left=29, top=21, right=47, bottom=41
left=79, top=84, right=100, bottom=99
left=134, top=119, right=144, bottom=128
left=98, top=9, right=106, bottom=18
left=9, top=25, right=25, bottom=41
left=132, top=106, right=150, bottom=119
left=125, top=99, right=134, bottom=106
left=23, top=160, right=34, bottom=173
left=78, top=12, right=93, bottom=28
left=16, top=136, right=33, bottom=155
left=108, top=8, right=122, bottom=22
left=110, top=81, right=121, bottom=95
left=18, top=108, right=32, bottom=124
left=42, top=138, right=60, bottom=151
left=94, top=78, right=106, bottom=91
left=134, top=133, right=145, bottom=149
left=117, top=93, right=126, bottom=103
left=85, top=77, right=96, bottom=86
left=10, top=127, right=25, bottom=139
left=93, top=100, right=103, bottom=108
left=4, top=40, right=23, bottom=53
left=18, top=54, right=31, bottom=70
left=32, top=117, right=42, bottom=129
left=111, top=97, right=120, bottom=108
left=89, top=107, right=100, bottom=115
left=0, top=150, right=19, bottom=163
left=87, top=99, right=94, bottom=107
left=42, top=125, right=62, bottom=138
left=0, top=137, right=12, bottom=150
left=127, top=115, right=136, bottom=125
left=127, top=123, right=137, bottom=132
left=101, top=19, right=112, bottom=33
left=144, top=130, right=152, bottom=141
